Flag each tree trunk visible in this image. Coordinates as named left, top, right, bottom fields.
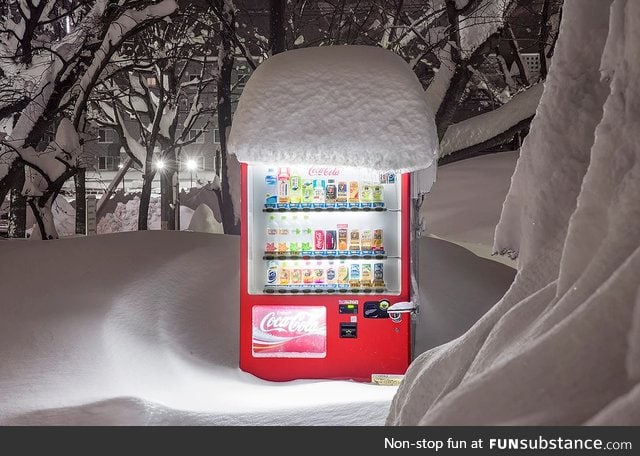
left=9, top=165, right=26, bottom=239
left=269, top=0, right=286, bottom=55
left=75, top=167, right=86, bottom=235
left=160, top=150, right=177, bottom=230
left=217, top=0, right=240, bottom=235
left=539, top=0, right=550, bottom=79
left=28, top=195, right=57, bottom=240
left=138, top=151, right=155, bottom=230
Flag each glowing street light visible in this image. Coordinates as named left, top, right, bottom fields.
left=186, top=159, right=197, bottom=188
left=155, top=159, right=165, bottom=170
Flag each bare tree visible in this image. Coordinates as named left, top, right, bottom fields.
left=89, top=5, right=218, bottom=230
left=0, top=0, right=179, bottom=239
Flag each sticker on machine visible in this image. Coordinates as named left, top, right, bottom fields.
left=252, top=305, right=327, bottom=358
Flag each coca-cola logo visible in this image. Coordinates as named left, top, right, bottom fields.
left=308, top=167, right=340, bottom=177
left=259, top=311, right=324, bottom=335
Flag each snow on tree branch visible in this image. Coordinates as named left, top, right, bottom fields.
left=439, top=83, right=543, bottom=157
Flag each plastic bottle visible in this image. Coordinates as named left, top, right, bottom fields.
left=313, top=179, right=326, bottom=204
left=289, top=172, right=302, bottom=205
left=265, top=168, right=277, bottom=205
left=277, top=167, right=290, bottom=204
left=277, top=215, right=289, bottom=253
left=265, top=215, right=277, bottom=253
left=289, top=215, right=301, bottom=253
left=300, top=215, right=313, bottom=251
left=279, top=261, right=290, bottom=285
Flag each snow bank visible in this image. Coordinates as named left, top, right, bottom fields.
left=0, top=230, right=513, bottom=425
left=228, top=45, right=438, bottom=173
left=387, top=0, right=640, bottom=425
left=187, top=203, right=223, bottom=234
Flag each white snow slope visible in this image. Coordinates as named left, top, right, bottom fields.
left=0, top=232, right=514, bottom=425
left=387, top=0, right=640, bottom=425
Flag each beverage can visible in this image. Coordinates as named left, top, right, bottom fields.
left=349, top=229, right=360, bottom=250
left=302, top=262, right=314, bottom=284
left=361, top=229, right=372, bottom=250
left=348, top=181, right=359, bottom=203
left=337, top=181, right=348, bottom=202
left=326, top=262, right=337, bottom=285
left=279, top=261, right=290, bottom=285
left=314, top=229, right=325, bottom=250
left=325, top=230, right=337, bottom=250
left=349, top=263, right=360, bottom=287
left=361, top=183, right=372, bottom=202
left=325, top=179, right=337, bottom=204
left=373, top=229, right=384, bottom=251
left=372, top=184, right=384, bottom=203
left=361, top=263, right=372, bottom=287
left=291, top=264, right=302, bottom=284
left=314, top=262, right=325, bottom=284
left=374, top=262, right=384, bottom=285
left=266, top=260, right=278, bottom=285
left=337, top=262, right=349, bottom=284
left=337, top=224, right=348, bottom=250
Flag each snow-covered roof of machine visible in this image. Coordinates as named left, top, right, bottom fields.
left=227, top=45, right=438, bottom=173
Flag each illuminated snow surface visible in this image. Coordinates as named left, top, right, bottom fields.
left=228, top=45, right=438, bottom=174
left=0, top=228, right=514, bottom=425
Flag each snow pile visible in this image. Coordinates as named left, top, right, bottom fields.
left=459, top=0, right=508, bottom=58
left=421, top=151, right=518, bottom=266
left=187, top=203, right=223, bottom=234
left=97, top=197, right=194, bottom=234
left=438, top=84, right=543, bottom=157
left=387, top=0, right=640, bottom=425
left=0, top=230, right=513, bottom=425
left=228, top=45, right=438, bottom=173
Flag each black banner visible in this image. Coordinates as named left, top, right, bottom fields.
left=1, top=426, right=638, bottom=455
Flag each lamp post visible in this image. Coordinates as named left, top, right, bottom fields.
left=186, top=159, right=197, bottom=188
left=118, top=162, right=125, bottom=192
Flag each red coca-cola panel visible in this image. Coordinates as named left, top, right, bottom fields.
left=252, top=306, right=327, bottom=358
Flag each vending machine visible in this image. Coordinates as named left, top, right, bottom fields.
left=240, top=163, right=414, bottom=382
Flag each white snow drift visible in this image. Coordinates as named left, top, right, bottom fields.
left=387, top=0, right=640, bottom=425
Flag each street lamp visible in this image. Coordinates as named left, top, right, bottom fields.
left=155, top=159, right=165, bottom=170
left=186, top=159, right=197, bottom=188
left=118, top=162, right=125, bottom=192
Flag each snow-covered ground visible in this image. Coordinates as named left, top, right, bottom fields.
left=0, top=230, right=514, bottom=425
left=422, top=150, right=518, bottom=267
left=0, top=129, right=519, bottom=426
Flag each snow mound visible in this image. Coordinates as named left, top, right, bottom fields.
left=0, top=231, right=513, bottom=425
left=387, top=0, right=640, bottom=425
left=187, top=203, right=223, bottom=234
left=228, top=45, right=438, bottom=173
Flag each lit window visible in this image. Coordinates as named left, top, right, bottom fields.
left=146, top=76, right=157, bottom=87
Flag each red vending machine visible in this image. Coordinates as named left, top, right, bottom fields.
left=240, top=163, right=413, bottom=382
